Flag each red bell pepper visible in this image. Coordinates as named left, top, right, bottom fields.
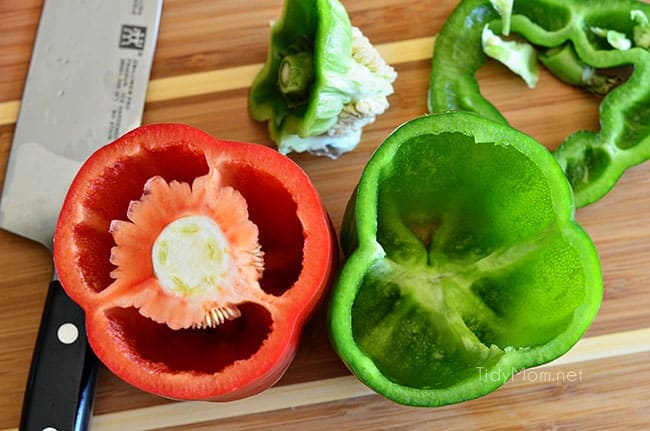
left=53, top=123, right=336, bottom=400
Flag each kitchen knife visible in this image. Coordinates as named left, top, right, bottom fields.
left=0, top=1, right=162, bottom=430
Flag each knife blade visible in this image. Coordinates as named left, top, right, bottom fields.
left=0, top=1, right=162, bottom=430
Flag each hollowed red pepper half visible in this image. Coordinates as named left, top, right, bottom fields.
left=53, top=124, right=336, bottom=400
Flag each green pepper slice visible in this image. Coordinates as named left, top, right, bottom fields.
left=329, top=112, right=602, bottom=407
left=428, top=0, right=650, bottom=207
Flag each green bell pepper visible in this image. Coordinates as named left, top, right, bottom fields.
left=329, top=112, right=602, bottom=407
left=249, top=0, right=397, bottom=158
left=428, top=0, right=650, bottom=207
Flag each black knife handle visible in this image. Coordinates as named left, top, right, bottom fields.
left=20, top=280, right=98, bottom=431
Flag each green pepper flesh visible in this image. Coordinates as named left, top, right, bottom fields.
left=428, top=0, right=650, bottom=207
left=249, top=0, right=397, bottom=158
left=330, top=112, right=602, bottom=406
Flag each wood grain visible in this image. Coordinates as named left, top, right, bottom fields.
left=32, top=329, right=650, bottom=431
left=163, top=352, right=650, bottom=431
left=0, top=37, right=435, bottom=125
left=1, top=0, right=649, bottom=430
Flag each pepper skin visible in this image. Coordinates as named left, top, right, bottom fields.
left=329, top=112, right=602, bottom=407
left=428, top=0, right=650, bottom=207
left=53, top=124, right=336, bottom=401
left=249, top=0, right=396, bottom=158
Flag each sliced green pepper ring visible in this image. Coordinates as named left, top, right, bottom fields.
left=428, top=0, right=650, bottom=207
left=329, top=112, right=602, bottom=407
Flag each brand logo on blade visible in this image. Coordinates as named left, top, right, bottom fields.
left=119, top=25, right=147, bottom=50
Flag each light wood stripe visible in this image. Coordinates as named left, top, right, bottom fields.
left=1, top=327, right=647, bottom=431
left=145, top=63, right=263, bottom=103
left=0, top=37, right=435, bottom=127
left=0, top=100, right=19, bottom=128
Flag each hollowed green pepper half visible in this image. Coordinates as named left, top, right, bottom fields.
left=428, top=0, right=650, bottom=207
left=328, top=112, right=602, bottom=407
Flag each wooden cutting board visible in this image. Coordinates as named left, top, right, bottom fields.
left=1, top=1, right=649, bottom=429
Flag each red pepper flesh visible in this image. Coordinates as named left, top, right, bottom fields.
left=53, top=124, right=336, bottom=401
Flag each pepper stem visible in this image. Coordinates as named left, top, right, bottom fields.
left=278, top=52, right=314, bottom=96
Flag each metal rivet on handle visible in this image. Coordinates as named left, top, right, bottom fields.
left=56, top=322, right=79, bottom=344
